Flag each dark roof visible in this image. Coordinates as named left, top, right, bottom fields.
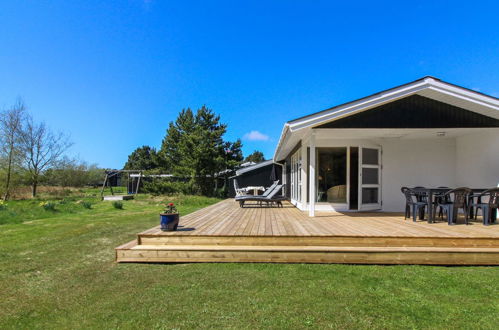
left=287, top=76, right=499, bottom=124
left=316, top=95, right=499, bottom=129
left=235, top=160, right=275, bottom=176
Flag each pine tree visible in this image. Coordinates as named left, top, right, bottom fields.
left=223, top=139, right=244, bottom=171
left=191, top=106, right=227, bottom=195
left=158, top=106, right=243, bottom=196
left=244, top=150, right=265, bottom=163
left=159, top=108, right=196, bottom=177
left=123, top=146, right=158, bottom=171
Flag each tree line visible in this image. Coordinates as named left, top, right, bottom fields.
left=0, top=100, right=100, bottom=199
left=124, top=106, right=265, bottom=196
left=1, top=101, right=266, bottom=199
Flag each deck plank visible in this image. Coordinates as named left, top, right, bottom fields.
left=136, top=199, right=499, bottom=239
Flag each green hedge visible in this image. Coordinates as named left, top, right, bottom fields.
left=142, top=180, right=197, bottom=195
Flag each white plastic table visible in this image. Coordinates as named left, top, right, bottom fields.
left=244, top=186, right=265, bottom=196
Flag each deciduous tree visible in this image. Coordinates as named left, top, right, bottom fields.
left=0, top=100, right=26, bottom=200
left=20, top=115, right=72, bottom=197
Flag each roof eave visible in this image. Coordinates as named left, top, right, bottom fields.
left=272, top=76, right=499, bottom=163
left=272, top=123, right=290, bottom=162
left=235, top=159, right=275, bottom=176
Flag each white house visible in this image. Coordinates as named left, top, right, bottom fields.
left=273, top=77, right=499, bottom=216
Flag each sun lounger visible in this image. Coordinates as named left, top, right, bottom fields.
left=238, top=184, right=286, bottom=207
left=235, top=181, right=279, bottom=201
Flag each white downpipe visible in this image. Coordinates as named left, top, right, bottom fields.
left=309, top=133, right=316, bottom=217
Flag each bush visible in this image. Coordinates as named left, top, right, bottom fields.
left=81, top=201, right=92, bottom=209
left=0, top=200, right=6, bottom=211
left=214, top=187, right=228, bottom=199
left=40, top=202, right=56, bottom=211
left=142, top=180, right=196, bottom=195
left=112, top=201, right=123, bottom=209
left=47, top=189, right=73, bottom=198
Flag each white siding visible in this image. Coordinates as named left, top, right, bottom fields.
left=290, top=129, right=499, bottom=213
left=380, top=138, right=457, bottom=212
left=456, top=131, right=499, bottom=188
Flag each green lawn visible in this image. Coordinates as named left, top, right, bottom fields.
left=0, top=193, right=498, bottom=329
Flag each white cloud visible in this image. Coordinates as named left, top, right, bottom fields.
left=243, top=130, right=270, bottom=141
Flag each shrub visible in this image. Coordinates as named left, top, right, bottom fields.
left=81, top=201, right=92, bottom=209
left=143, top=180, right=196, bottom=195
left=112, top=201, right=123, bottom=209
left=40, top=202, right=56, bottom=211
left=47, top=189, right=73, bottom=198
left=0, top=200, right=6, bottom=211
left=214, top=187, right=228, bottom=199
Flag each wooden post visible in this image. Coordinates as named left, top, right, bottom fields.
left=100, top=173, right=108, bottom=198
left=309, top=133, right=316, bottom=217
left=107, top=171, right=117, bottom=196
left=109, top=177, right=114, bottom=195
left=127, top=172, right=130, bottom=194
left=135, top=171, right=142, bottom=194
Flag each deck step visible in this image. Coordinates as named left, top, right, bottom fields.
left=138, top=235, right=499, bottom=248
left=116, top=240, right=499, bottom=265
left=132, top=244, right=499, bottom=253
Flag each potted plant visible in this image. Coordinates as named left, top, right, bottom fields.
left=160, top=202, right=179, bottom=231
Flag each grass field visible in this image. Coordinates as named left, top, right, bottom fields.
left=0, top=192, right=498, bottom=329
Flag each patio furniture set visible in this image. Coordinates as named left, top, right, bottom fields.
left=401, top=187, right=499, bottom=225
left=234, top=180, right=286, bottom=207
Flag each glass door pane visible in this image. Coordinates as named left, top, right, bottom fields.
left=316, top=147, right=347, bottom=203
left=362, top=168, right=379, bottom=184
left=359, top=147, right=381, bottom=210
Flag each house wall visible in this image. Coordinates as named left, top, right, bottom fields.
left=283, top=141, right=303, bottom=202
left=316, top=138, right=456, bottom=212
left=311, top=137, right=457, bottom=212
left=380, top=138, right=457, bottom=212
left=286, top=130, right=498, bottom=213
left=455, top=130, right=499, bottom=188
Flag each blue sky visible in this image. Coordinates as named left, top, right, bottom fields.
left=1, top=1, right=498, bottom=168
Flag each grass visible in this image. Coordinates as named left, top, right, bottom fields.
left=0, top=191, right=498, bottom=329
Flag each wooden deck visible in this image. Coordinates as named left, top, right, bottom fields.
left=116, top=199, right=499, bottom=265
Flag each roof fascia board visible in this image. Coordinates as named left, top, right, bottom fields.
left=289, top=81, right=429, bottom=131
left=235, top=159, right=274, bottom=176
left=290, top=78, right=499, bottom=132
left=273, top=123, right=290, bottom=161
left=427, top=81, right=499, bottom=111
